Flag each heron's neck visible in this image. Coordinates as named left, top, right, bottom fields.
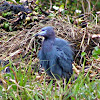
left=45, top=36, right=56, bottom=40
left=42, top=39, right=54, bottom=52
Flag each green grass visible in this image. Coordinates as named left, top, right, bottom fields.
left=0, top=57, right=100, bottom=100
left=0, top=48, right=100, bottom=100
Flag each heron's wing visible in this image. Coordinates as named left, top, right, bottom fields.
left=54, top=38, right=73, bottom=61
left=55, top=47, right=73, bottom=73
left=45, top=46, right=73, bottom=79
left=49, top=46, right=73, bottom=80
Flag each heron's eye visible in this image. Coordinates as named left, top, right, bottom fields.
left=42, top=30, right=47, bottom=33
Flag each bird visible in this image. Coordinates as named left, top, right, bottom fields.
left=35, top=26, right=73, bottom=82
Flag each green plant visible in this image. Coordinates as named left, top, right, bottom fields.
left=92, top=46, right=100, bottom=59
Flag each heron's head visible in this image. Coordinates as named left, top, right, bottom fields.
left=35, top=26, right=55, bottom=39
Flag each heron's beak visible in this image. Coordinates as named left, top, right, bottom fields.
left=35, top=30, right=47, bottom=37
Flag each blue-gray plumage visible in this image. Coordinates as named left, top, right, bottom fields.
left=35, top=26, right=73, bottom=82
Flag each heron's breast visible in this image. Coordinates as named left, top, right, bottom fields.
left=42, top=41, right=53, bottom=52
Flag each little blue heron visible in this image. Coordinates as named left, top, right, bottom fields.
left=35, top=26, right=73, bottom=82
